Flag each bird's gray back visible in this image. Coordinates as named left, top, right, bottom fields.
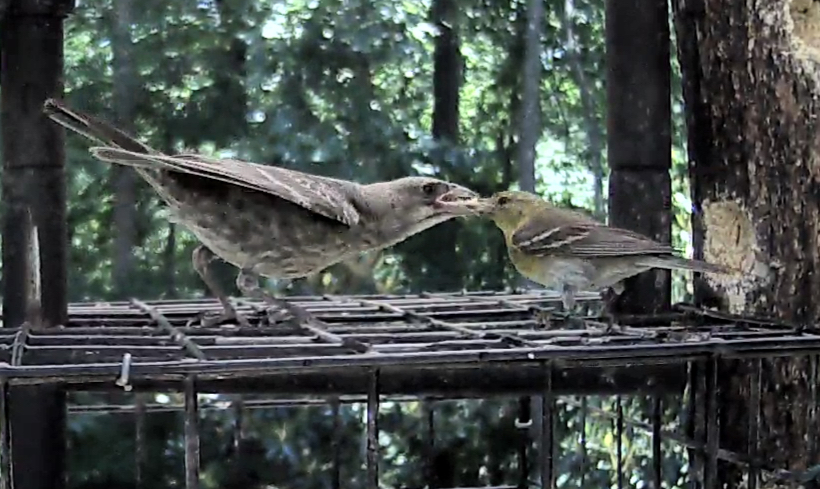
left=154, top=171, right=375, bottom=278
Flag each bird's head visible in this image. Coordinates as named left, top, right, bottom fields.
left=365, top=177, right=480, bottom=222
left=467, top=190, right=545, bottom=229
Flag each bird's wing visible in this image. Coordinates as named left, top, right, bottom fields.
left=511, top=210, right=674, bottom=257
left=90, top=148, right=361, bottom=226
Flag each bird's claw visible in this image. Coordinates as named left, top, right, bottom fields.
left=191, top=301, right=253, bottom=328
left=565, top=315, right=587, bottom=330
left=534, top=309, right=553, bottom=328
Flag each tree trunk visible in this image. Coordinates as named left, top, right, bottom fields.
left=516, top=0, right=542, bottom=194
left=431, top=0, right=460, bottom=145
left=110, top=0, right=138, bottom=299
left=563, top=0, right=605, bottom=219
left=606, top=0, right=672, bottom=315
left=421, top=0, right=464, bottom=292
left=673, top=0, right=817, bottom=485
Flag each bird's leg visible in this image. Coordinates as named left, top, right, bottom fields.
left=235, top=269, right=315, bottom=326
left=600, top=282, right=625, bottom=333
left=561, top=284, right=585, bottom=329
left=191, top=245, right=252, bottom=328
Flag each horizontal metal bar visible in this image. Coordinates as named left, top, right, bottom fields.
left=1, top=334, right=819, bottom=381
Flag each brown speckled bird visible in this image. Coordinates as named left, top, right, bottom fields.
left=471, top=190, right=734, bottom=314
left=45, top=99, right=479, bottom=327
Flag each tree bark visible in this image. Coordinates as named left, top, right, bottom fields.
left=673, top=0, right=817, bottom=485
left=110, top=0, right=138, bottom=299
left=606, top=0, right=672, bottom=315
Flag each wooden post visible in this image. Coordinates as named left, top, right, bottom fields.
left=605, top=0, right=672, bottom=315
left=1, top=1, right=74, bottom=488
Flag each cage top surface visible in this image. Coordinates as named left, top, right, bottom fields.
left=0, top=290, right=816, bottom=395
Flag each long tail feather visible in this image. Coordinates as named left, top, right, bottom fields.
left=637, top=255, right=736, bottom=275
left=43, top=98, right=156, bottom=155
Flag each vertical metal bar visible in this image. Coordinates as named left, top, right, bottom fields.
left=580, top=396, right=587, bottom=488
left=747, top=359, right=762, bottom=489
left=809, top=356, right=818, bottom=465
left=688, top=360, right=705, bottom=489
left=184, top=376, right=200, bottom=489
left=517, top=396, right=530, bottom=488
left=232, top=395, right=245, bottom=452
left=0, top=380, right=11, bottom=489
left=366, top=369, right=380, bottom=489
left=616, top=396, right=624, bottom=489
left=135, top=394, right=146, bottom=489
left=540, top=363, right=554, bottom=489
left=423, top=399, right=435, bottom=487
left=704, top=356, right=719, bottom=489
left=652, top=395, right=662, bottom=489
left=331, top=398, right=341, bottom=489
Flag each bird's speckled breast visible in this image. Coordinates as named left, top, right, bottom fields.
left=157, top=174, right=372, bottom=279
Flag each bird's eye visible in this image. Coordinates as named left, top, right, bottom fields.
left=422, top=182, right=437, bottom=195
left=497, top=196, right=510, bottom=206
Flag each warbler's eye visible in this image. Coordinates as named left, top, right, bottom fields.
left=422, top=182, right=437, bottom=195
left=497, top=196, right=510, bottom=206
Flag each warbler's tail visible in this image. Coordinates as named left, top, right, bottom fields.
left=637, top=255, right=737, bottom=276
left=43, top=98, right=156, bottom=155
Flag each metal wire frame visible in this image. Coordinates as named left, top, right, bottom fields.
left=0, top=291, right=817, bottom=397
left=57, top=357, right=820, bottom=489
left=1, top=291, right=819, bottom=487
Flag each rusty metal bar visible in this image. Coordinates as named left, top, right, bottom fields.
left=580, top=396, right=587, bottom=488
left=516, top=396, right=530, bottom=488
left=232, top=395, right=245, bottom=451
left=331, top=397, right=341, bottom=489
left=652, top=395, right=662, bottom=489
left=347, top=297, right=537, bottom=347
left=748, top=359, right=761, bottom=489
left=135, top=393, right=146, bottom=489
left=0, top=379, right=10, bottom=489
left=184, top=376, right=200, bottom=489
left=424, top=399, right=435, bottom=486
left=809, top=355, right=818, bottom=465
left=366, top=369, right=380, bottom=489
left=688, top=359, right=704, bottom=489
left=616, top=396, right=624, bottom=489
left=704, top=356, right=719, bottom=489
left=132, top=299, right=205, bottom=360
left=540, top=362, right=554, bottom=489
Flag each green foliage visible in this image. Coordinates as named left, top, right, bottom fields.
left=2, top=0, right=699, bottom=486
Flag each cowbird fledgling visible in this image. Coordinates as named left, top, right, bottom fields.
left=45, top=99, right=479, bottom=327
left=471, top=190, right=734, bottom=314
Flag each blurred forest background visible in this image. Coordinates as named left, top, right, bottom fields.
left=6, top=0, right=699, bottom=487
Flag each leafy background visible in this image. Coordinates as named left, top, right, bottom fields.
left=6, top=0, right=699, bottom=486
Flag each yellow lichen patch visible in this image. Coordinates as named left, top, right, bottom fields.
left=788, top=0, right=820, bottom=63
left=700, top=199, right=771, bottom=314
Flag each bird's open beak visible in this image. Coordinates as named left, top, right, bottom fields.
left=434, top=185, right=482, bottom=216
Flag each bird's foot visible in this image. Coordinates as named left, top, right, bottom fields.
left=195, top=300, right=252, bottom=328
left=190, top=245, right=253, bottom=328
left=560, top=286, right=586, bottom=329
left=564, top=313, right=587, bottom=330
left=235, top=269, right=315, bottom=326
left=534, top=309, right=553, bottom=329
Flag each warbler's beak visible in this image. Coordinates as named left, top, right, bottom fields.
left=434, top=184, right=481, bottom=216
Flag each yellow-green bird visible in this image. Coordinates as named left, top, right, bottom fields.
left=470, top=190, right=733, bottom=313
